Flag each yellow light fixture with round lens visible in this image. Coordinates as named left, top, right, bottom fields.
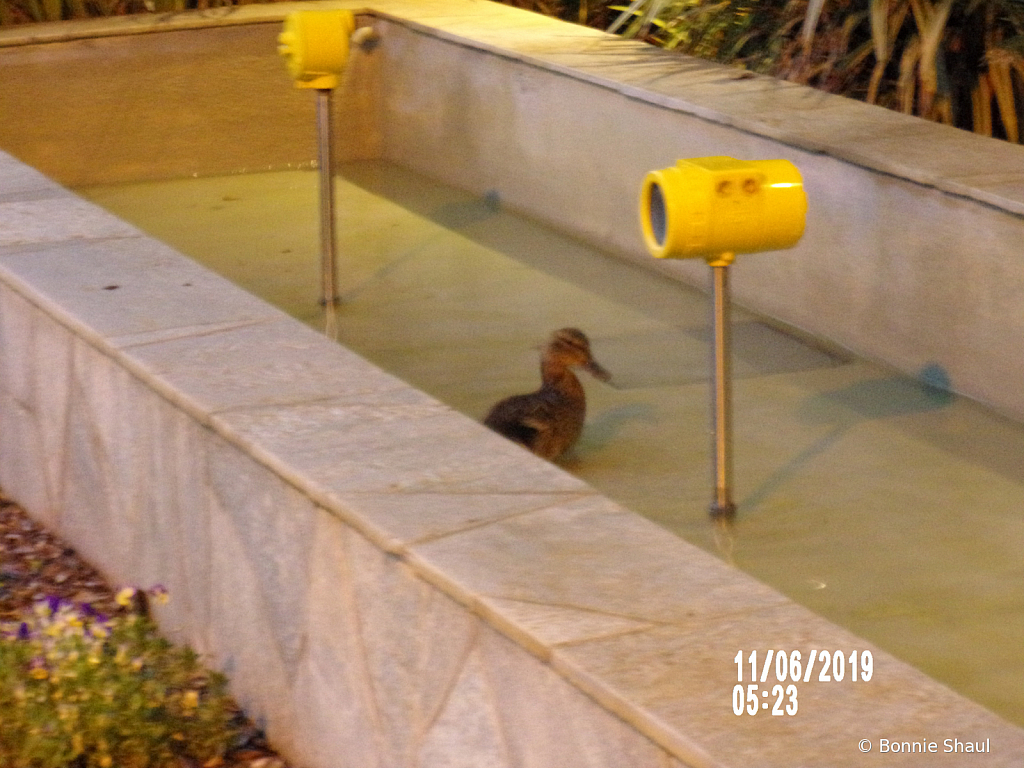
left=640, top=156, right=806, bottom=262
left=278, top=9, right=356, bottom=90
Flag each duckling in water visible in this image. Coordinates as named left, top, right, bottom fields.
left=484, top=328, right=611, bottom=460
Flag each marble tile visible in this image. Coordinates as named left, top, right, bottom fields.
left=695, top=84, right=896, bottom=149
left=0, top=286, right=54, bottom=517
left=136, top=406, right=214, bottom=654
left=0, top=389, right=51, bottom=524
left=408, top=494, right=787, bottom=629
left=478, top=622, right=683, bottom=768
left=417, top=648, right=511, bottom=768
left=0, top=282, right=75, bottom=528
left=332, top=491, right=590, bottom=554
left=207, top=438, right=317, bottom=673
left=206, top=486, right=298, bottom=744
left=123, top=317, right=422, bottom=415
left=0, top=196, right=140, bottom=247
left=343, top=524, right=480, bottom=766
left=833, top=120, right=1024, bottom=189
left=476, top=596, right=655, bottom=659
left=942, top=173, right=1024, bottom=216
left=553, top=601, right=1024, bottom=767
left=0, top=237, right=281, bottom=341
left=294, top=511, right=383, bottom=768
left=26, top=308, right=76, bottom=524
left=0, top=281, right=39, bottom=404
left=214, top=398, right=591, bottom=501
left=0, top=150, right=70, bottom=202
left=58, top=341, right=149, bottom=583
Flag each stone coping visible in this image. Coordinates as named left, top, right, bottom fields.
left=3, top=152, right=1024, bottom=765
left=3, top=0, right=1024, bottom=219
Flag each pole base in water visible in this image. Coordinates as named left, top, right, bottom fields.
left=709, top=499, right=736, bottom=522
left=320, top=296, right=340, bottom=341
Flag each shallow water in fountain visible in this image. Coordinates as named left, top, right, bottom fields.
left=80, top=161, right=1024, bottom=726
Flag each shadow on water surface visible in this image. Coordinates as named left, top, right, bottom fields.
left=802, top=368, right=954, bottom=423
left=742, top=369, right=956, bottom=512
left=583, top=402, right=660, bottom=450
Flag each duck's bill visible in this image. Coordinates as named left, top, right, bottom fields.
left=585, top=359, right=612, bottom=382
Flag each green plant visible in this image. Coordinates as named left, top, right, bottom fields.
left=0, top=588, right=237, bottom=768
left=495, top=0, right=617, bottom=25
left=606, top=0, right=1024, bottom=142
left=0, top=0, right=281, bottom=27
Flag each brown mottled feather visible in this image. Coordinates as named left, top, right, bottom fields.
left=484, top=328, right=610, bottom=460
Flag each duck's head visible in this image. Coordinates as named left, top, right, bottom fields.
left=545, top=328, right=611, bottom=382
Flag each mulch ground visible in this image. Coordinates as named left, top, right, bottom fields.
left=0, top=490, right=293, bottom=768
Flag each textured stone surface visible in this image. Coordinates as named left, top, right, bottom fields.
left=0, top=284, right=75, bottom=529
left=0, top=196, right=140, bottom=247
left=555, top=604, right=1024, bottom=767
left=0, top=237, right=280, bottom=342
left=213, top=397, right=593, bottom=504
left=0, top=152, right=70, bottom=202
left=334, top=491, right=592, bottom=554
left=206, top=491, right=299, bottom=741
left=208, top=438, right=318, bottom=673
left=291, top=511, right=383, bottom=768
left=133, top=404, right=214, bottom=652
left=409, top=494, right=789, bottom=626
left=123, top=317, right=420, bottom=415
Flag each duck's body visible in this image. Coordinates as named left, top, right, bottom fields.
left=484, top=328, right=610, bottom=460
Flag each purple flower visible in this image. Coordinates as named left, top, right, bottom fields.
left=80, top=603, right=109, bottom=623
left=17, top=622, right=31, bottom=641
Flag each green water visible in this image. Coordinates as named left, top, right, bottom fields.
left=80, top=161, right=1024, bottom=726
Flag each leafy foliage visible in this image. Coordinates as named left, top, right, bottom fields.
left=0, top=589, right=237, bottom=768
left=0, top=0, right=284, bottom=27
left=502, top=0, right=1024, bottom=142
left=602, top=0, right=1024, bottom=141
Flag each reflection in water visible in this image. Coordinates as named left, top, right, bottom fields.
left=802, top=371, right=954, bottom=424
left=712, top=514, right=737, bottom=565
left=428, top=191, right=501, bottom=229
left=741, top=423, right=848, bottom=512
left=583, top=402, right=659, bottom=450
left=742, top=372, right=954, bottom=512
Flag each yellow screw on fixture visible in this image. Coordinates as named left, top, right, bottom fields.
left=278, top=10, right=357, bottom=339
left=639, top=157, right=807, bottom=521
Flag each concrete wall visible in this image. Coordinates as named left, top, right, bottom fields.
left=0, top=20, right=378, bottom=185
left=375, top=15, right=1024, bottom=423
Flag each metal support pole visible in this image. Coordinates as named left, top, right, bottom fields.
left=709, top=257, right=736, bottom=521
left=316, top=88, right=340, bottom=339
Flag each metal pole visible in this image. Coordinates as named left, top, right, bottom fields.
left=316, top=87, right=339, bottom=339
left=709, top=258, right=736, bottom=521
